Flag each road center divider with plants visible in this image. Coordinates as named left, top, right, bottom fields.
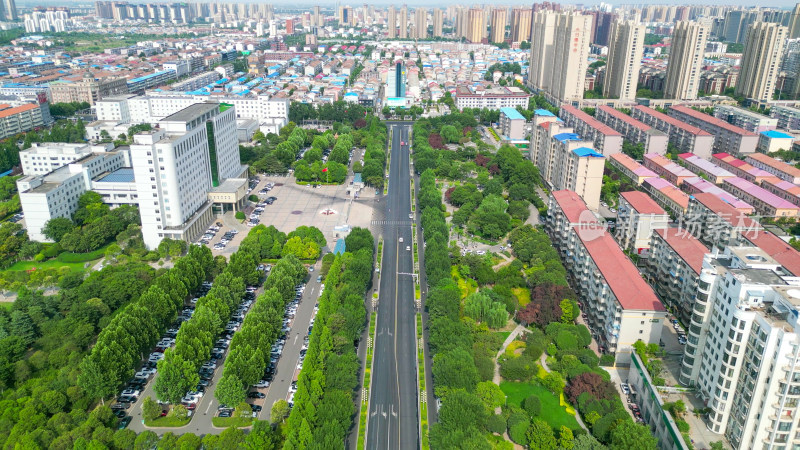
left=283, top=227, right=375, bottom=449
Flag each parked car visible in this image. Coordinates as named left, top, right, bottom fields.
left=117, top=416, right=132, bottom=429
left=248, top=392, right=266, bottom=399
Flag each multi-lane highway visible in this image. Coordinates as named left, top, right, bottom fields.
left=365, top=123, right=419, bottom=449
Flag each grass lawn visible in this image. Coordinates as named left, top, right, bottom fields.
left=512, top=287, right=530, bottom=307
left=212, top=416, right=254, bottom=428
left=144, top=416, right=191, bottom=427
left=6, top=258, right=97, bottom=273
left=0, top=302, right=12, bottom=310
left=495, top=331, right=511, bottom=342
left=500, top=381, right=581, bottom=431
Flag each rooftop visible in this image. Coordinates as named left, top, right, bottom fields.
left=678, top=153, right=734, bottom=177
left=561, top=104, right=622, bottom=136
left=597, top=105, right=656, bottom=133
left=682, top=177, right=754, bottom=211
left=95, top=168, right=134, bottom=183
left=620, top=191, right=666, bottom=215
left=0, top=103, right=38, bottom=118
left=535, top=108, right=555, bottom=117
left=575, top=228, right=665, bottom=312
left=746, top=153, right=800, bottom=179
left=670, top=105, right=757, bottom=136
left=633, top=105, right=712, bottom=136
left=741, top=230, right=800, bottom=277
left=161, top=102, right=219, bottom=123
left=761, top=130, right=794, bottom=139
left=572, top=147, right=603, bottom=158
left=500, top=107, right=526, bottom=121
left=655, top=228, right=709, bottom=274
left=723, top=177, right=800, bottom=210
left=691, top=192, right=761, bottom=230
left=554, top=132, right=581, bottom=143
left=551, top=190, right=599, bottom=224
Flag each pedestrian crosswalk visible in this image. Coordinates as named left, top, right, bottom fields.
left=371, top=220, right=413, bottom=226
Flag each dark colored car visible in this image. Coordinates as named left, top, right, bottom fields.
left=117, top=416, right=132, bottom=429
left=219, top=411, right=232, bottom=418
left=247, top=392, right=266, bottom=399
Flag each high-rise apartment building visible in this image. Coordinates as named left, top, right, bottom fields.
left=313, top=5, right=322, bottom=27
left=664, top=21, right=708, bottom=100
left=432, top=8, right=443, bottom=37
left=528, top=11, right=591, bottom=102
left=465, top=8, right=484, bottom=43
left=587, top=10, right=614, bottom=46
left=490, top=8, right=507, bottom=44
left=510, top=7, right=532, bottom=43
left=790, top=3, right=800, bottom=39
left=678, top=245, right=800, bottom=449
left=603, top=20, right=645, bottom=100
left=415, top=8, right=427, bottom=39
left=387, top=6, right=396, bottom=38
left=736, top=22, right=788, bottom=102
left=399, top=5, right=408, bottom=39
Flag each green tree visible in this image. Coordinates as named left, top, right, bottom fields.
left=153, top=351, right=199, bottom=404
left=559, top=425, right=575, bottom=449
left=215, top=373, right=246, bottom=407
left=142, top=396, right=162, bottom=422
left=609, top=420, right=658, bottom=450
left=476, top=381, right=506, bottom=409
left=523, top=394, right=541, bottom=417
left=432, top=348, right=479, bottom=397
left=271, top=399, right=291, bottom=424
left=42, top=217, right=74, bottom=242
left=134, top=430, right=160, bottom=450
left=526, top=418, right=557, bottom=449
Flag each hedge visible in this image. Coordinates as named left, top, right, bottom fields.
left=57, top=248, right=106, bottom=263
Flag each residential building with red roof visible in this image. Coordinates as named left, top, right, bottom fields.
left=595, top=105, right=669, bottom=155
left=677, top=153, right=735, bottom=184
left=615, top=191, right=669, bottom=254
left=745, top=152, right=800, bottom=184
left=712, top=152, right=779, bottom=184
left=721, top=177, right=800, bottom=218
left=643, top=153, right=696, bottom=185
left=741, top=230, right=800, bottom=276
left=647, top=228, right=709, bottom=325
left=760, top=178, right=800, bottom=208
left=642, top=177, right=690, bottom=215
left=545, top=190, right=666, bottom=363
left=0, top=103, right=46, bottom=139
left=669, top=105, right=758, bottom=155
left=631, top=105, right=714, bottom=158
left=608, top=153, right=658, bottom=185
left=685, top=193, right=763, bottom=250
left=558, top=104, right=623, bottom=156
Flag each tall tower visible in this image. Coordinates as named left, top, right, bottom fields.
left=490, top=8, right=507, bottom=44
left=433, top=8, right=443, bottom=37
left=3, top=0, right=15, bottom=21
left=603, top=20, right=646, bottom=100
left=466, top=8, right=484, bottom=43
left=528, top=11, right=591, bottom=102
left=399, top=5, right=408, bottom=39
left=387, top=6, right=396, bottom=38
left=313, top=5, right=323, bottom=27
left=415, top=8, right=427, bottom=39
left=511, top=7, right=532, bottom=43
left=789, top=3, right=800, bottom=39
left=664, top=21, right=708, bottom=100
left=737, top=22, right=788, bottom=101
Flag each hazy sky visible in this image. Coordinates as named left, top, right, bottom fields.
left=17, top=0, right=798, bottom=10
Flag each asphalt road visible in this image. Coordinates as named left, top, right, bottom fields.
left=366, top=124, right=419, bottom=450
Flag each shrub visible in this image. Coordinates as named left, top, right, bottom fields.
left=523, top=395, right=541, bottom=417
left=499, top=355, right=538, bottom=381
left=248, top=194, right=259, bottom=202
left=57, top=248, right=106, bottom=263
left=33, top=253, right=45, bottom=262
left=235, top=211, right=245, bottom=220
left=676, top=420, right=690, bottom=433
left=508, top=419, right=530, bottom=445
left=487, top=414, right=507, bottom=434
left=43, top=244, right=62, bottom=258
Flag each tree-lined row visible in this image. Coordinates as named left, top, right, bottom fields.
left=352, top=117, right=388, bottom=189
left=78, top=245, right=215, bottom=400
left=283, top=227, right=374, bottom=449
left=153, top=270, right=246, bottom=404
left=216, top=254, right=307, bottom=407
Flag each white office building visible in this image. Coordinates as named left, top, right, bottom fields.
left=679, top=246, right=800, bottom=450
left=130, top=102, right=245, bottom=249
left=19, top=142, right=115, bottom=175
left=94, top=93, right=289, bottom=134
left=18, top=150, right=130, bottom=241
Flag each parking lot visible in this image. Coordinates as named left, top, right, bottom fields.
left=124, top=272, right=270, bottom=434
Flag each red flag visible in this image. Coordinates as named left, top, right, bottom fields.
left=322, top=168, right=328, bottom=172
